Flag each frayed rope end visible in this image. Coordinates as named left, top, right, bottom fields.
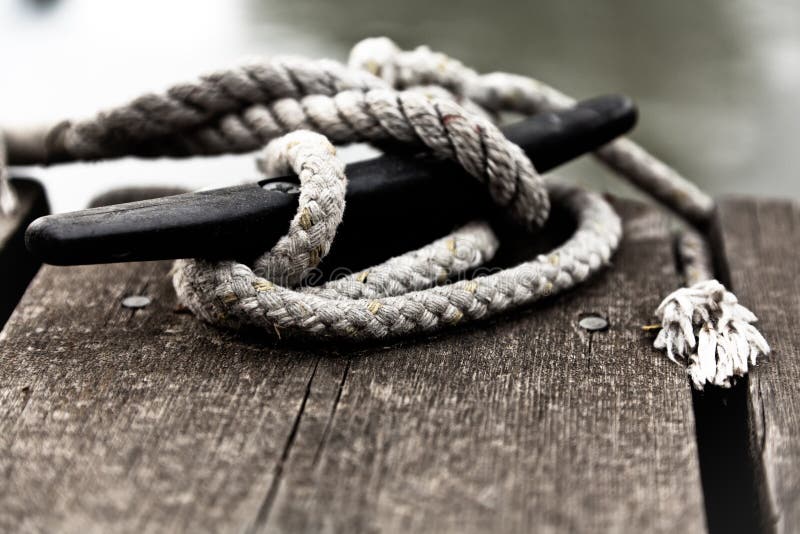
left=653, top=280, right=770, bottom=390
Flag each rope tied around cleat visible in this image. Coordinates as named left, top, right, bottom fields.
left=0, top=37, right=769, bottom=389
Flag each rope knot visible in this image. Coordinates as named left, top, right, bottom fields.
left=252, top=130, right=346, bottom=287
left=7, top=35, right=765, bottom=384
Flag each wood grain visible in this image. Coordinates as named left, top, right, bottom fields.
left=0, top=200, right=707, bottom=533
left=263, top=202, right=707, bottom=533
left=0, top=261, right=322, bottom=533
left=0, top=178, right=48, bottom=326
left=715, top=198, right=800, bottom=534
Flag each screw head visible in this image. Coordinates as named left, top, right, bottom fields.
left=578, top=313, right=608, bottom=332
left=122, top=295, right=151, bottom=309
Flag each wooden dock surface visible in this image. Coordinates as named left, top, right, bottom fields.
left=0, top=196, right=796, bottom=533
left=715, top=198, right=800, bottom=534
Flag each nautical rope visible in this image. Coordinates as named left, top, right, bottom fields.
left=656, top=231, right=769, bottom=389
left=0, top=37, right=769, bottom=389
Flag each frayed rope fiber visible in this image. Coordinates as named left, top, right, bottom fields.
left=0, top=37, right=769, bottom=389
left=654, top=281, right=769, bottom=390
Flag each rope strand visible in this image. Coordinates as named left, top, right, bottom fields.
left=0, top=37, right=769, bottom=389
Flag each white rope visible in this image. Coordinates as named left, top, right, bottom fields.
left=0, top=37, right=769, bottom=389
left=654, top=280, right=769, bottom=389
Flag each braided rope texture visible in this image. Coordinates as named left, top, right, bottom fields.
left=24, top=38, right=712, bottom=226
left=0, top=37, right=769, bottom=387
left=159, top=42, right=623, bottom=340
left=173, top=170, right=620, bottom=340
left=348, top=38, right=715, bottom=225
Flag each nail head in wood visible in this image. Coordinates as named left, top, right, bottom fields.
left=122, top=295, right=151, bottom=309
left=579, top=313, right=609, bottom=332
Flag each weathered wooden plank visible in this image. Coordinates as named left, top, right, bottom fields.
left=0, top=261, right=320, bottom=533
left=0, top=199, right=707, bottom=533
left=715, top=198, right=800, bottom=534
left=0, top=178, right=48, bottom=326
left=263, top=201, right=707, bottom=533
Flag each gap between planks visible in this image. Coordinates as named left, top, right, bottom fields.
left=708, top=197, right=800, bottom=534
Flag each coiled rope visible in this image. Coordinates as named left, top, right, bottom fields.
left=0, top=37, right=769, bottom=389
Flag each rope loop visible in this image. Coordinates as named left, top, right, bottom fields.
left=0, top=37, right=770, bottom=388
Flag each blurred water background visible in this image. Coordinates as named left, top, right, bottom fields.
left=2, top=0, right=798, bottom=212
